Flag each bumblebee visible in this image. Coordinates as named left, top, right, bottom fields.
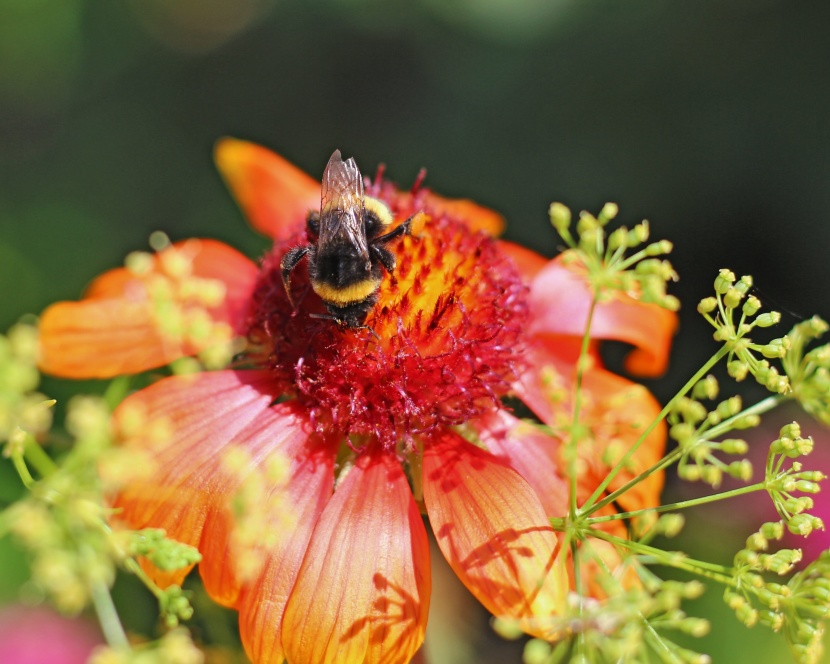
left=280, top=149, right=419, bottom=328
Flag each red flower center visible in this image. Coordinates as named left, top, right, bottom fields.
left=247, top=193, right=529, bottom=448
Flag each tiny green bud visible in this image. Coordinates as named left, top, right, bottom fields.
left=679, top=465, right=702, bottom=482
left=760, top=522, right=784, bottom=540
left=733, top=413, right=761, bottom=429
left=742, top=296, right=762, bottom=317
left=736, top=275, right=753, bottom=293
left=723, top=590, right=744, bottom=609
left=736, top=603, right=758, bottom=627
left=608, top=226, right=627, bottom=251
left=727, top=360, right=750, bottom=381
left=492, top=617, right=524, bottom=641
left=787, top=514, right=813, bottom=537
left=698, top=297, right=718, bottom=314
left=754, top=312, right=781, bottom=328
left=715, top=269, right=736, bottom=294
left=794, top=480, right=821, bottom=494
left=549, top=202, right=571, bottom=233
left=746, top=532, right=768, bottom=551
left=719, top=438, right=748, bottom=455
left=702, top=465, right=723, bottom=487
left=724, top=287, right=744, bottom=309
left=780, top=422, right=802, bottom=439
left=693, top=375, right=719, bottom=401
left=599, top=201, right=619, bottom=222
left=630, top=221, right=649, bottom=244
left=523, top=639, right=552, bottom=664
left=149, top=230, right=172, bottom=251
left=727, top=459, right=753, bottom=481
left=760, top=338, right=789, bottom=359
left=659, top=513, right=685, bottom=538
left=682, top=618, right=710, bottom=637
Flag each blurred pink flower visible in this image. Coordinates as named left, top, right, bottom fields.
left=0, top=606, right=102, bottom=664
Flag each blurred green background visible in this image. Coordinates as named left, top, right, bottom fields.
left=1, top=0, right=828, bottom=662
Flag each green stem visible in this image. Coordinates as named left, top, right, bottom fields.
left=703, top=394, right=785, bottom=439
left=585, top=481, right=768, bottom=524
left=642, top=618, right=684, bottom=664
left=569, top=296, right=599, bottom=519
left=589, top=528, right=734, bottom=583
left=581, top=346, right=730, bottom=515
left=123, top=557, right=164, bottom=599
left=23, top=436, right=58, bottom=478
left=10, top=452, right=35, bottom=489
left=90, top=577, right=130, bottom=649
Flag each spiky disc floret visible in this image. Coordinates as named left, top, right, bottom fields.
left=248, top=209, right=529, bottom=448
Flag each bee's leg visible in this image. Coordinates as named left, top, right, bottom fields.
left=280, top=246, right=309, bottom=307
left=370, top=244, right=396, bottom=273
left=372, top=213, right=417, bottom=245
left=306, top=211, right=321, bottom=239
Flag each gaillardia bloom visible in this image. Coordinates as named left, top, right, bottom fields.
left=38, top=140, right=676, bottom=663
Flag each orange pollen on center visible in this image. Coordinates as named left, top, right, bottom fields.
left=247, top=214, right=529, bottom=447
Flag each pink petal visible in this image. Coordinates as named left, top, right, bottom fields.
left=529, top=256, right=677, bottom=377
left=474, top=410, right=570, bottom=518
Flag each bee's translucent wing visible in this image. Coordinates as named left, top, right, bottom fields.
left=319, top=150, right=369, bottom=259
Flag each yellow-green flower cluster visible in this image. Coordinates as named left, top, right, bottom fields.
left=549, top=202, right=679, bottom=311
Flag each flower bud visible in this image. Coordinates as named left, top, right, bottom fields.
left=549, top=202, right=571, bottom=233
left=698, top=297, right=717, bottom=313
left=754, top=312, right=781, bottom=328
left=742, top=296, right=761, bottom=317
left=715, top=269, right=736, bottom=294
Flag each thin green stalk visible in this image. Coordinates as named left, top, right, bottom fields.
left=642, top=619, right=684, bottom=664
left=10, top=452, right=36, bottom=489
left=581, top=346, right=730, bottom=514
left=569, top=295, right=599, bottom=519
left=585, top=481, right=768, bottom=524
left=589, top=528, right=734, bottom=583
left=23, top=436, right=58, bottom=478
left=90, top=577, right=130, bottom=649
left=586, top=392, right=784, bottom=518
left=123, top=557, right=164, bottom=599
left=703, top=394, right=785, bottom=439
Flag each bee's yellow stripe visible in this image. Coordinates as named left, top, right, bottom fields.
left=364, top=196, right=394, bottom=227
left=312, top=277, right=380, bottom=306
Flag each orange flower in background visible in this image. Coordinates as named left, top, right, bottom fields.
left=38, top=140, right=676, bottom=663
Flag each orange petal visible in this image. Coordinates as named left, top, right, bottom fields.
left=578, top=366, right=666, bottom=513
left=474, top=410, right=569, bottom=518
left=529, top=256, right=677, bottom=377
left=237, top=442, right=335, bottom=664
left=281, top=451, right=430, bottom=664
left=497, top=241, right=548, bottom=283
left=110, top=370, right=317, bottom=606
left=423, top=429, right=566, bottom=638
left=39, top=299, right=182, bottom=379
left=86, top=239, right=257, bottom=333
left=515, top=342, right=666, bottom=513
left=215, top=138, right=320, bottom=240
left=39, top=239, right=258, bottom=379
left=421, top=191, right=505, bottom=236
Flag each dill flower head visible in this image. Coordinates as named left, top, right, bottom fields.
left=37, top=140, right=676, bottom=664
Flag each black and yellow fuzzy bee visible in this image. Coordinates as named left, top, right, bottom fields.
left=280, top=150, right=419, bottom=328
